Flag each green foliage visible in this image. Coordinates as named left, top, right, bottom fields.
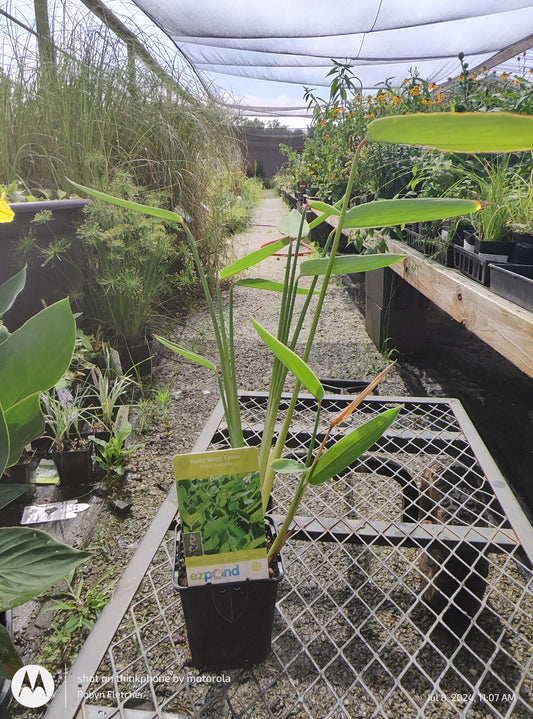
left=91, top=422, right=143, bottom=482
left=177, top=472, right=266, bottom=555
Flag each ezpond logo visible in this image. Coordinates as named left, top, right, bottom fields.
left=11, top=664, right=55, bottom=708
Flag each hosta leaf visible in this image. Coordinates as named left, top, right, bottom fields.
left=5, top=394, right=44, bottom=468
left=251, top=319, right=324, bottom=401
left=308, top=407, right=401, bottom=485
left=0, top=404, right=8, bottom=478
left=301, top=253, right=403, bottom=277
left=342, top=198, right=481, bottom=230
left=367, top=112, right=533, bottom=153
left=271, top=458, right=307, bottom=474
left=277, top=210, right=310, bottom=238
left=0, top=266, right=26, bottom=319
left=0, top=485, right=28, bottom=511
left=0, top=299, right=75, bottom=412
left=0, top=527, right=90, bottom=611
left=67, top=179, right=183, bottom=223
left=235, top=278, right=319, bottom=295
left=220, top=237, right=290, bottom=279
left=0, top=622, right=23, bottom=680
left=155, top=335, right=216, bottom=372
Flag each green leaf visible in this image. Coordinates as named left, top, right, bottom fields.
left=0, top=404, right=8, bottom=478
left=235, top=278, right=319, bottom=295
left=0, top=298, right=76, bottom=412
left=301, top=253, right=404, bottom=277
left=308, top=201, right=340, bottom=218
left=0, top=485, right=28, bottom=511
left=66, top=179, right=183, bottom=223
left=366, top=112, right=533, bottom=153
left=271, top=458, right=307, bottom=474
left=342, top=198, right=481, bottom=230
left=0, top=621, right=23, bottom=680
left=5, top=394, right=44, bottom=468
left=308, top=407, right=401, bottom=485
left=251, top=319, right=324, bottom=401
left=0, top=266, right=26, bottom=319
left=0, top=527, right=91, bottom=611
left=277, top=210, right=310, bottom=238
left=155, top=335, right=217, bottom=372
left=219, top=237, right=290, bottom=279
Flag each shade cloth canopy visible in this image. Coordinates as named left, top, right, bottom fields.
left=130, top=0, right=533, bottom=117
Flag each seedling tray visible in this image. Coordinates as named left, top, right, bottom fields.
left=46, top=393, right=533, bottom=719
left=489, top=263, right=533, bottom=313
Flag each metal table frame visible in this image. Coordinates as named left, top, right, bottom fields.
left=45, top=393, right=533, bottom=719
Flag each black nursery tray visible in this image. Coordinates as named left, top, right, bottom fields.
left=489, top=263, right=533, bottom=313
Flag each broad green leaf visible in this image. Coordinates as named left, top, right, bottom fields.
left=0, top=527, right=91, bottom=611
left=0, top=298, right=75, bottom=412
left=0, top=266, right=26, bottom=319
left=67, top=178, right=183, bottom=223
left=277, top=210, right=310, bottom=238
left=0, top=622, right=23, bottom=680
left=367, top=112, right=533, bottom=153
left=219, top=237, right=290, bottom=279
left=0, top=404, right=8, bottom=477
left=155, top=335, right=216, bottom=372
left=251, top=319, right=324, bottom=401
left=301, top=253, right=404, bottom=277
left=5, top=394, right=44, bottom=468
left=235, top=278, right=319, bottom=295
left=308, top=201, right=340, bottom=217
left=342, top=198, right=481, bottom=229
left=0, top=485, right=27, bottom=511
left=308, top=407, right=401, bottom=485
left=271, top=458, right=307, bottom=474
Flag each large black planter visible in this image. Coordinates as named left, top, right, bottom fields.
left=2, top=199, right=89, bottom=329
left=173, top=516, right=284, bottom=670
left=511, top=232, right=533, bottom=264
left=50, top=444, right=93, bottom=491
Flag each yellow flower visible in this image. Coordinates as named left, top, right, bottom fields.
left=420, top=98, right=431, bottom=105
left=365, top=112, right=375, bottom=118
left=436, top=92, right=445, bottom=102
left=481, top=66, right=488, bottom=73
left=428, top=83, right=439, bottom=91
left=319, top=119, right=328, bottom=125
left=392, top=95, right=402, bottom=104
left=401, top=78, right=409, bottom=85
left=499, top=72, right=510, bottom=80
left=409, top=85, right=421, bottom=96
left=0, top=198, right=14, bottom=223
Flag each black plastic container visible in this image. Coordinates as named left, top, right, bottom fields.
left=50, top=445, right=93, bottom=489
left=173, top=516, right=284, bottom=669
left=489, top=264, right=533, bottom=313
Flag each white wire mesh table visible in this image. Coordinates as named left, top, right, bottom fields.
left=46, top=393, right=533, bottom=719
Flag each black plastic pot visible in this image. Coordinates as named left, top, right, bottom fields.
left=173, top=516, right=284, bottom=669
left=0, top=612, right=13, bottom=713
left=474, top=237, right=513, bottom=262
left=50, top=444, right=93, bottom=489
left=510, top=232, right=533, bottom=264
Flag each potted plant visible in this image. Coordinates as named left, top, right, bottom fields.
left=40, top=387, right=94, bottom=490
left=70, top=111, right=533, bottom=668
left=0, top=256, right=90, bottom=692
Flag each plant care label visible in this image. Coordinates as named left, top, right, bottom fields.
left=174, top=447, right=268, bottom=586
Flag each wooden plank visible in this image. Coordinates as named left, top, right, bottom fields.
left=309, top=207, right=533, bottom=377
left=385, top=238, right=533, bottom=378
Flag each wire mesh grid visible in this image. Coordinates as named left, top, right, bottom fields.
left=65, top=394, right=533, bottom=719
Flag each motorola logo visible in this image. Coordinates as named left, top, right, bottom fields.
left=11, top=664, right=55, bottom=708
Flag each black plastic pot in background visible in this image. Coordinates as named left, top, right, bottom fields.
left=173, top=517, right=284, bottom=670
left=489, top=263, right=533, bottom=313
left=1, top=200, right=89, bottom=329
left=50, top=444, right=93, bottom=492
left=474, top=237, right=513, bottom=262
left=510, top=232, right=533, bottom=264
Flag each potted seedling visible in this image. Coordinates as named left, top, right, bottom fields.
left=91, top=421, right=144, bottom=484
left=0, top=254, right=90, bottom=696
left=69, top=110, right=533, bottom=668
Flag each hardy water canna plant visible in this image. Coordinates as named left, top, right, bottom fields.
left=69, top=110, right=533, bottom=563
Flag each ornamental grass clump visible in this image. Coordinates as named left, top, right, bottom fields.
left=69, top=110, right=533, bottom=563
